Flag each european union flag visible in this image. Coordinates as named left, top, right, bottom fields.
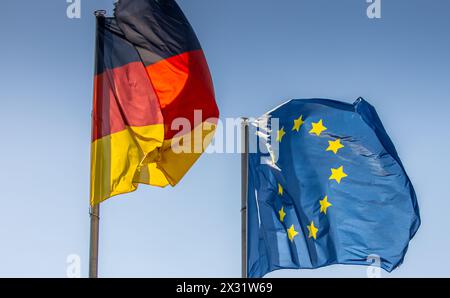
left=247, top=98, right=420, bottom=278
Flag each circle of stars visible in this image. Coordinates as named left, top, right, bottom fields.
left=274, top=116, right=348, bottom=243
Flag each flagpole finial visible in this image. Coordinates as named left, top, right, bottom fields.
left=94, top=10, right=107, bottom=17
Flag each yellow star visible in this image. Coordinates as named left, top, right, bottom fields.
left=292, top=115, right=305, bottom=132
left=309, top=119, right=327, bottom=136
left=287, top=224, right=299, bottom=241
left=278, top=183, right=283, bottom=196
left=329, top=166, right=348, bottom=184
left=307, top=221, right=318, bottom=240
left=326, top=139, right=344, bottom=154
left=319, top=196, right=332, bottom=214
left=276, top=127, right=286, bottom=142
left=279, top=206, right=286, bottom=222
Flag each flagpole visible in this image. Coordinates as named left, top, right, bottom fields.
left=89, top=205, right=100, bottom=278
left=89, top=9, right=106, bottom=279
left=241, top=118, right=249, bottom=278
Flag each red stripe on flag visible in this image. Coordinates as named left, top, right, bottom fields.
left=146, top=50, right=220, bottom=140
left=92, top=61, right=164, bottom=141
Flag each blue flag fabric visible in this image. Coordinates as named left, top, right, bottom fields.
left=247, top=98, right=420, bottom=278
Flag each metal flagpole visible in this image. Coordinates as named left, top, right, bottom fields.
left=241, top=118, right=249, bottom=278
left=89, top=9, right=106, bottom=279
left=89, top=205, right=100, bottom=278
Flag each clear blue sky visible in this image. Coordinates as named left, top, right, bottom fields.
left=0, top=0, right=449, bottom=277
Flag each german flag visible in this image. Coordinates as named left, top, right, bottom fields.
left=90, top=0, right=219, bottom=206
